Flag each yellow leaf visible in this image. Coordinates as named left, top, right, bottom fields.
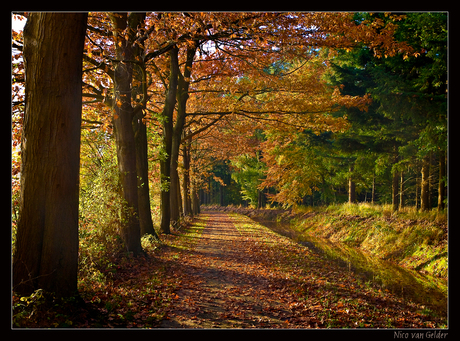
left=114, top=114, right=119, bottom=120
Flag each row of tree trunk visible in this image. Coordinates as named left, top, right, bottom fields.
left=347, top=151, right=447, bottom=212
left=13, top=13, right=200, bottom=298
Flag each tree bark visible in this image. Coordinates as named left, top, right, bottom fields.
left=415, top=166, right=419, bottom=209
left=257, top=190, right=266, bottom=209
left=348, top=165, right=356, bottom=203
left=371, top=172, right=376, bottom=204
left=420, top=154, right=430, bottom=211
left=438, top=150, right=446, bottom=211
left=428, top=152, right=433, bottom=209
left=13, top=13, right=87, bottom=296
left=192, top=186, right=200, bottom=215
left=399, top=170, right=404, bottom=210
left=133, top=114, right=159, bottom=238
left=182, top=133, right=192, bottom=216
left=110, top=13, right=143, bottom=255
left=159, top=47, right=179, bottom=234
left=170, top=44, right=196, bottom=225
left=129, top=13, right=159, bottom=239
left=391, top=170, right=399, bottom=212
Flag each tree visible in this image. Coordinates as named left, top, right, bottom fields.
left=13, top=13, right=88, bottom=297
left=83, top=12, right=160, bottom=245
left=231, top=153, right=266, bottom=208
left=315, top=13, right=447, bottom=210
left=80, top=12, right=414, bottom=232
left=109, top=13, right=146, bottom=254
left=159, top=47, right=179, bottom=234
left=152, top=12, right=413, bottom=223
left=369, top=13, right=447, bottom=210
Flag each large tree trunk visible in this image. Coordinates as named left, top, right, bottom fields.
left=110, top=13, right=143, bottom=255
left=13, top=13, right=87, bottom=297
left=170, top=44, right=196, bottom=226
left=133, top=114, right=159, bottom=238
left=128, top=13, right=159, bottom=239
left=159, top=47, right=179, bottom=234
left=420, top=154, right=430, bottom=211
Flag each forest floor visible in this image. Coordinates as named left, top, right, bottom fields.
left=158, top=211, right=446, bottom=329
left=13, top=211, right=447, bottom=328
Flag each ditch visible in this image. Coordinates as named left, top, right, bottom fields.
left=252, top=218, right=448, bottom=317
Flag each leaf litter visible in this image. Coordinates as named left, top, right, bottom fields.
left=15, top=211, right=445, bottom=328
left=158, top=212, right=446, bottom=329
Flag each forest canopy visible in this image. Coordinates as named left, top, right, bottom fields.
left=11, top=12, right=447, bottom=297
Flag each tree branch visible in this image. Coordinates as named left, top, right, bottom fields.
left=82, top=54, right=114, bottom=79
left=181, top=113, right=226, bottom=143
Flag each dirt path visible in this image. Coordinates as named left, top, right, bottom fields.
left=160, top=211, right=293, bottom=328
left=159, top=211, right=445, bottom=329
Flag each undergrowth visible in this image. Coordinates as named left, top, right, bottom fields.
left=12, top=214, right=206, bottom=328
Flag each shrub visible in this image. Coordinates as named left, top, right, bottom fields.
left=78, top=133, right=125, bottom=288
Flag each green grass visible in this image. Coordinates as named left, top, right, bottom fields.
left=296, top=202, right=447, bottom=223
left=292, top=203, right=447, bottom=278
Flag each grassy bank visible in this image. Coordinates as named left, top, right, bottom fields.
left=285, top=204, right=448, bottom=278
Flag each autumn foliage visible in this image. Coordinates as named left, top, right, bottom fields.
left=11, top=12, right=446, bottom=328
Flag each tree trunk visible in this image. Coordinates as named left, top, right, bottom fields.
left=399, top=170, right=404, bottom=210
left=110, top=13, right=143, bottom=255
left=170, top=44, right=196, bottom=226
left=133, top=114, right=159, bottom=238
left=438, top=150, right=446, bottom=211
left=420, top=155, right=430, bottom=211
left=159, top=47, right=179, bottom=234
left=428, top=152, right=433, bottom=209
left=391, top=170, right=399, bottom=212
left=257, top=190, right=266, bottom=209
left=415, top=166, right=419, bottom=209
left=371, top=172, right=376, bottom=204
left=220, top=184, right=225, bottom=206
left=182, top=134, right=192, bottom=216
left=13, top=13, right=87, bottom=296
left=169, top=165, right=181, bottom=227
left=192, top=187, right=200, bottom=215
left=348, top=165, right=356, bottom=203
left=169, top=162, right=181, bottom=226
left=128, top=13, right=158, bottom=239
